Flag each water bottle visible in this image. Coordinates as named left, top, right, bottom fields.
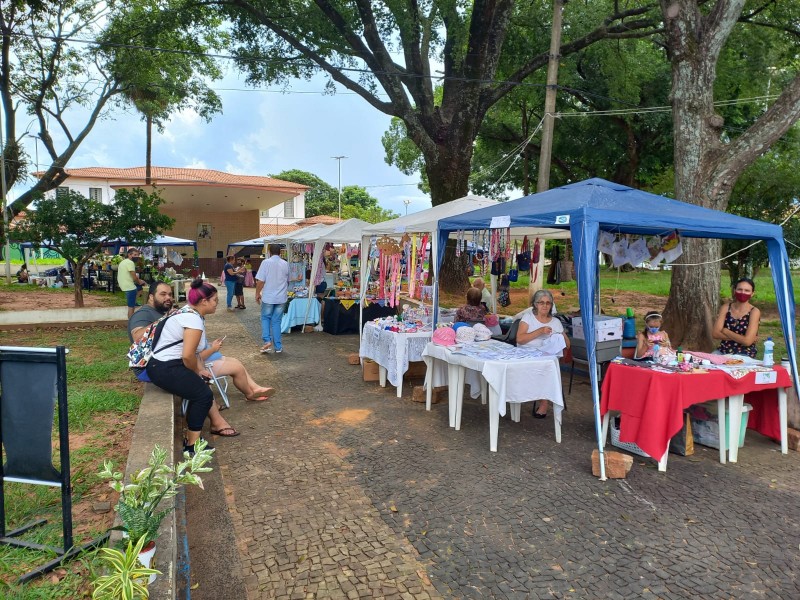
left=652, top=344, right=660, bottom=360
left=623, top=308, right=636, bottom=339
left=763, top=337, right=775, bottom=366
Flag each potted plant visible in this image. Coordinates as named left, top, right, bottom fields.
left=110, top=255, right=123, bottom=271
left=97, top=440, right=214, bottom=583
left=92, top=535, right=161, bottom=600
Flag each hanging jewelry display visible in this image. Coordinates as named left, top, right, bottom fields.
left=408, top=233, right=418, bottom=300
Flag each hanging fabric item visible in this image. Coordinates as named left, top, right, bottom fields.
left=408, top=233, right=418, bottom=300
left=531, top=238, right=541, bottom=283
left=507, top=242, right=519, bottom=282
left=517, top=236, right=531, bottom=272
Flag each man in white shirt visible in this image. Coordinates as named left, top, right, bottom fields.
left=118, top=248, right=147, bottom=318
left=255, top=244, right=290, bottom=353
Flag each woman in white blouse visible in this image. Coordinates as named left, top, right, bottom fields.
left=515, top=289, right=570, bottom=418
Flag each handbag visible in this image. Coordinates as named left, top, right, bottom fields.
left=497, top=274, right=511, bottom=307
left=507, top=243, right=519, bottom=282
left=517, top=236, right=531, bottom=272
left=490, top=257, right=506, bottom=276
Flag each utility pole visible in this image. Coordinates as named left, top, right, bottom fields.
left=530, top=0, right=565, bottom=293
left=332, top=156, right=347, bottom=219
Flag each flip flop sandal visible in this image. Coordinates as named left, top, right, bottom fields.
left=246, top=388, right=276, bottom=402
left=209, top=427, right=240, bottom=437
left=260, top=344, right=273, bottom=354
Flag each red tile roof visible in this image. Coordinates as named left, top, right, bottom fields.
left=259, top=223, right=304, bottom=236
left=42, top=167, right=308, bottom=192
left=296, top=215, right=343, bottom=225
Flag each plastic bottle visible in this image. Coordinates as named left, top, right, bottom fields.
left=623, top=308, right=636, bottom=339
left=676, top=346, right=684, bottom=363
left=652, top=344, right=660, bottom=360
left=763, top=337, right=775, bottom=366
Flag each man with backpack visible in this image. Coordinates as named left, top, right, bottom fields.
left=128, top=281, right=238, bottom=436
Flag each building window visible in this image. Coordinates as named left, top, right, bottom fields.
left=283, top=199, right=295, bottom=219
left=89, top=187, right=102, bottom=201
left=260, top=210, right=270, bottom=218
left=56, top=186, right=69, bottom=198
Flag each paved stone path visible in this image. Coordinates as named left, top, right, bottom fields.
left=186, top=296, right=800, bottom=599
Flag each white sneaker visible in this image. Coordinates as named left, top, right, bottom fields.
left=275, top=349, right=283, bottom=353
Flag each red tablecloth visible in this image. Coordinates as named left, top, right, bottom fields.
left=600, top=362, right=791, bottom=459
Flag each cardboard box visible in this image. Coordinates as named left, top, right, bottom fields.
left=362, top=359, right=380, bottom=381
left=404, top=360, right=427, bottom=380
left=572, top=315, right=623, bottom=341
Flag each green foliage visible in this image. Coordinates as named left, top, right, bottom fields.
left=97, top=0, right=224, bottom=131
left=97, top=440, right=214, bottom=544
left=12, top=188, right=174, bottom=306
left=92, top=536, right=160, bottom=600
left=272, top=169, right=338, bottom=217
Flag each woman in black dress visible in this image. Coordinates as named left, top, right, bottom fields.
left=712, top=277, right=761, bottom=358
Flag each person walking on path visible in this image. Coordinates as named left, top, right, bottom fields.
left=223, top=254, right=239, bottom=312
left=255, top=243, right=289, bottom=354
left=118, top=248, right=147, bottom=318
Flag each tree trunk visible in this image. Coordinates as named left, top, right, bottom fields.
left=424, top=143, right=471, bottom=207
left=73, top=262, right=85, bottom=308
left=145, top=114, right=152, bottom=185
left=662, top=238, right=720, bottom=352
left=438, top=239, right=471, bottom=295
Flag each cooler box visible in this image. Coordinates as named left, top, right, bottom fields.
left=690, top=402, right=752, bottom=450
left=572, top=315, right=623, bottom=341
left=570, top=337, right=621, bottom=363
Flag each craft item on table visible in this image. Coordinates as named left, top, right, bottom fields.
left=455, top=326, right=476, bottom=344
left=451, top=322, right=471, bottom=332
left=611, top=237, right=629, bottom=268
left=484, top=314, right=499, bottom=328
left=472, top=323, right=492, bottom=341
left=432, top=327, right=456, bottom=346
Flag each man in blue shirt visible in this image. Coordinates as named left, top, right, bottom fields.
left=255, top=244, right=290, bottom=354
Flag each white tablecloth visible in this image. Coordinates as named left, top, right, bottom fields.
left=281, top=297, right=321, bottom=333
left=360, top=323, right=432, bottom=393
left=422, top=340, right=563, bottom=451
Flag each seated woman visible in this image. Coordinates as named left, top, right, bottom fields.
left=16, top=263, right=29, bottom=283
left=146, top=280, right=220, bottom=454
left=515, top=289, right=570, bottom=418
left=53, top=268, right=69, bottom=288
left=198, top=339, right=275, bottom=403
left=635, top=311, right=671, bottom=359
left=455, top=287, right=487, bottom=323
left=712, top=277, right=760, bottom=358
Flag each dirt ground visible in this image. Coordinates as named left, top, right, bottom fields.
left=0, top=288, right=119, bottom=311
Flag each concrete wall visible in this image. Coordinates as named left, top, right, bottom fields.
left=162, top=208, right=260, bottom=260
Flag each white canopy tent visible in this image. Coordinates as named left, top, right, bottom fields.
left=359, top=196, right=500, bottom=323
left=297, top=218, right=371, bottom=329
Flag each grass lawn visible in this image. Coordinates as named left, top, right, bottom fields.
left=439, top=266, right=800, bottom=360
left=0, top=326, right=140, bottom=598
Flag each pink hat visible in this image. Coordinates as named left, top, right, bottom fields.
left=432, top=327, right=456, bottom=346
left=484, top=314, right=499, bottom=327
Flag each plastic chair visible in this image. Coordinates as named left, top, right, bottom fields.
left=491, top=318, right=521, bottom=346
left=205, top=362, right=230, bottom=409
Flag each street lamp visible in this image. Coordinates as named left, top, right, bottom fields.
left=331, top=155, right=347, bottom=219
left=403, top=199, right=411, bottom=215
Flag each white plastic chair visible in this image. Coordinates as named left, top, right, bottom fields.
left=205, top=362, right=230, bottom=409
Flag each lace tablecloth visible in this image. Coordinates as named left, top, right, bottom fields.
left=360, top=323, right=432, bottom=387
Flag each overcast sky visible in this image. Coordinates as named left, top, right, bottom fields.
left=14, top=72, right=436, bottom=217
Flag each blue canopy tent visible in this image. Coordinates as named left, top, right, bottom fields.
left=437, top=178, right=798, bottom=480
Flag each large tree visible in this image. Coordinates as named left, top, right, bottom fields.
left=217, top=0, right=661, bottom=289
left=1, top=0, right=223, bottom=219
left=98, top=0, right=224, bottom=183
left=218, top=0, right=659, bottom=205
left=13, top=188, right=174, bottom=307
left=659, top=0, right=800, bottom=349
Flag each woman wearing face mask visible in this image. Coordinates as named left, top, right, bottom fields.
left=712, top=277, right=761, bottom=357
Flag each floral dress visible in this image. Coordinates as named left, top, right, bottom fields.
left=719, top=303, right=757, bottom=358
